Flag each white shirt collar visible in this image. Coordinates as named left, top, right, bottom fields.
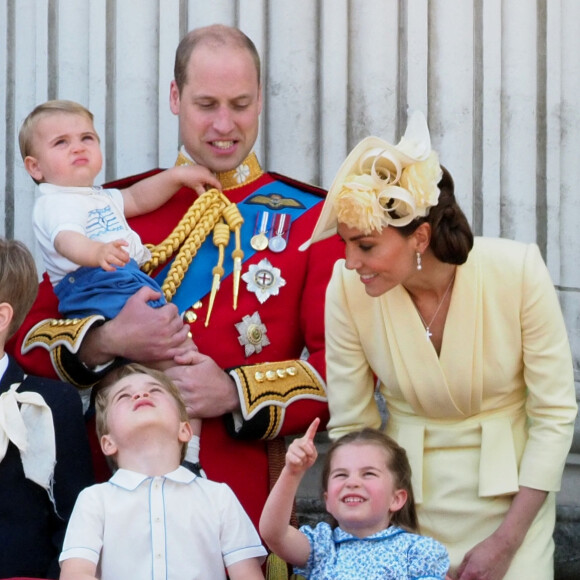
left=110, top=465, right=197, bottom=490
left=0, top=353, right=8, bottom=382
left=38, top=183, right=103, bottom=196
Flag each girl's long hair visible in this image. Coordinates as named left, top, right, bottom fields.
left=322, top=428, right=419, bottom=533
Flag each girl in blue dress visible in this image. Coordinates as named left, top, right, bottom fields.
left=260, top=418, right=449, bottom=579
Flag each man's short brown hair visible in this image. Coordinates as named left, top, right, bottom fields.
left=173, top=24, right=261, bottom=93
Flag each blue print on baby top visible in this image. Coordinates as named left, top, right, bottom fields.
left=86, top=206, right=125, bottom=239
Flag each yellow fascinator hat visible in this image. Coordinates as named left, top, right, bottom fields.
left=300, top=110, right=442, bottom=250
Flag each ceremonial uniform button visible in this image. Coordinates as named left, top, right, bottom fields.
left=276, top=368, right=286, bottom=378
left=184, top=311, right=197, bottom=323
left=255, top=371, right=265, bottom=382
left=266, top=370, right=277, bottom=381
left=286, top=366, right=297, bottom=376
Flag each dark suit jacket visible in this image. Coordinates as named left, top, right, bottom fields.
left=0, top=356, right=94, bottom=579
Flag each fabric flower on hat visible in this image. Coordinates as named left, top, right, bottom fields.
left=400, top=151, right=443, bottom=216
left=333, top=125, right=442, bottom=232
left=335, top=174, right=385, bottom=234
left=299, top=111, right=442, bottom=250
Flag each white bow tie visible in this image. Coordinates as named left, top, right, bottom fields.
left=0, top=382, right=56, bottom=492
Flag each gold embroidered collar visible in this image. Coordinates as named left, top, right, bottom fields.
left=174, top=149, right=264, bottom=191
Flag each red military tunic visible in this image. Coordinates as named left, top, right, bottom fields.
left=8, top=152, right=343, bottom=529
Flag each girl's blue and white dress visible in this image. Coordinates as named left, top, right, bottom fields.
left=295, top=523, right=449, bottom=580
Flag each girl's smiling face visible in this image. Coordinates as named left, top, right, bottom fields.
left=324, top=442, right=407, bottom=538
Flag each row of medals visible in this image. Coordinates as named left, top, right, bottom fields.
left=249, top=211, right=291, bottom=253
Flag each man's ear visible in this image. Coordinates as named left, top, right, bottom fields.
left=100, top=434, right=118, bottom=457
left=169, top=80, right=181, bottom=116
left=0, top=302, right=14, bottom=335
left=24, top=156, right=43, bottom=182
left=178, top=421, right=193, bottom=444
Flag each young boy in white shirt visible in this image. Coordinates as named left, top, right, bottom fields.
left=59, top=363, right=266, bottom=579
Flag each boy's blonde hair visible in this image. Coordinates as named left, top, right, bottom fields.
left=0, top=238, right=39, bottom=339
left=19, top=99, right=95, bottom=160
left=95, top=363, right=190, bottom=466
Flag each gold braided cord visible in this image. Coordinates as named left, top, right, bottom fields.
left=220, top=197, right=245, bottom=308
left=204, top=221, right=230, bottom=326
left=140, top=188, right=244, bottom=304
left=142, top=190, right=221, bottom=275
left=161, top=202, right=224, bottom=301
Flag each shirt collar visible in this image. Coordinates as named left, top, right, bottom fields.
left=333, top=524, right=405, bottom=543
left=38, top=183, right=103, bottom=196
left=0, top=353, right=8, bottom=382
left=110, top=465, right=197, bottom=490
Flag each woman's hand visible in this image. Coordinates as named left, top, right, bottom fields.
left=454, top=532, right=516, bottom=579
left=454, top=487, right=548, bottom=580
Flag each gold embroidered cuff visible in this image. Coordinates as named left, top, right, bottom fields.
left=22, top=315, right=106, bottom=355
left=229, top=360, right=327, bottom=439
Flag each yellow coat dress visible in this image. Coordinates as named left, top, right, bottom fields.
left=325, top=237, right=577, bottom=578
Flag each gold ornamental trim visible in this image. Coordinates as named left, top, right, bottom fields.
left=22, top=315, right=105, bottom=355
left=229, top=359, right=327, bottom=438
left=175, top=151, right=264, bottom=191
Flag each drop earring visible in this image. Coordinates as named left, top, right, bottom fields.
left=416, top=252, right=422, bottom=271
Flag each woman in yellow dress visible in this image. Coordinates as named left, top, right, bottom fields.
left=301, top=111, right=577, bottom=579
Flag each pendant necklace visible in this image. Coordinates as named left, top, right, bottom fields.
left=413, top=274, right=455, bottom=340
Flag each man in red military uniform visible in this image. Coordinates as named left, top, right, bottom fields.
left=8, top=24, right=342, bottom=530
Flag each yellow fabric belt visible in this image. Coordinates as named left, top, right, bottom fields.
left=389, top=400, right=525, bottom=503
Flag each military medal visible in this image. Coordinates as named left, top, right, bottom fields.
left=242, top=258, right=286, bottom=304
left=268, top=213, right=291, bottom=253
left=235, top=311, right=270, bottom=356
left=250, top=211, right=270, bottom=251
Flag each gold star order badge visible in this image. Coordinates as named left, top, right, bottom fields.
left=235, top=311, right=270, bottom=357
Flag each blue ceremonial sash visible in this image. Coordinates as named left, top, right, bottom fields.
left=153, top=180, right=322, bottom=312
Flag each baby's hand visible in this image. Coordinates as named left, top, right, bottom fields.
left=285, top=417, right=320, bottom=475
left=173, top=332, right=200, bottom=365
left=98, top=239, right=130, bottom=271
left=177, top=165, right=222, bottom=195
